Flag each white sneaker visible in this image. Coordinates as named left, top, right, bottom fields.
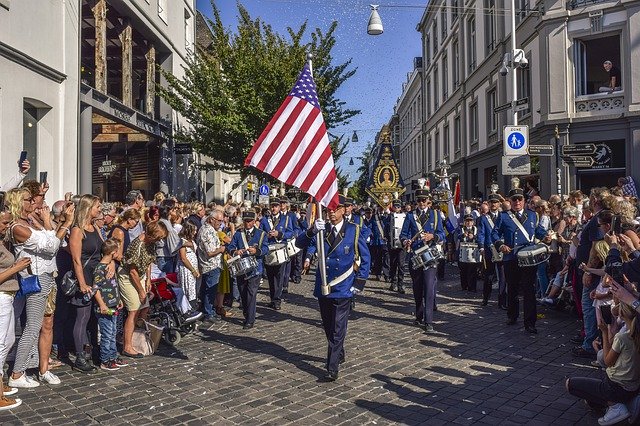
left=0, top=396, right=22, bottom=411
left=38, top=370, right=61, bottom=385
left=2, top=385, right=18, bottom=396
left=7, top=374, right=40, bottom=389
left=598, top=403, right=630, bottom=425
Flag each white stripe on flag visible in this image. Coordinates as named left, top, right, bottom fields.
left=248, top=97, right=300, bottom=166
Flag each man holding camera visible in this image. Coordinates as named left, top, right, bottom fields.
left=573, top=188, right=609, bottom=359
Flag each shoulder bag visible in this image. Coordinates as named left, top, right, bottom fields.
left=61, top=242, right=100, bottom=297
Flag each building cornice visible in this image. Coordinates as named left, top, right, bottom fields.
left=0, top=41, right=66, bottom=84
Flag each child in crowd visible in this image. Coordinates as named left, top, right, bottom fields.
left=177, top=222, right=200, bottom=308
left=93, top=238, right=127, bottom=372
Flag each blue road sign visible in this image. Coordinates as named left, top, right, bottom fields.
left=503, top=125, right=529, bottom=156
left=507, top=132, right=526, bottom=150
left=259, top=184, right=270, bottom=196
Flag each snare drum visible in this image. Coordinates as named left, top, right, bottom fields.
left=516, top=243, right=550, bottom=267
left=265, top=243, right=289, bottom=266
left=227, top=255, right=258, bottom=277
left=286, top=238, right=301, bottom=257
left=411, top=244, right=444, bottom=270
left=459, top=242, right=482, bottom=263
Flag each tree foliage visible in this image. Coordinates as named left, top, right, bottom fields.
left=158, top=1, right=359, bottom=179
left=352, top=142, right=374, bottom=202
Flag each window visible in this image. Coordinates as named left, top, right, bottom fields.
left=433, top=23, right=439, bottom=54
left=441, top=7, right=448, bottom=38
left=435, top=131, right=441, bottom=163
left=452, top=39, right=459, bottom=87
left=452, top=0, right=459, bottom=22
left=443, top=123, right=450, bottom=159
left=485, top=0, right=497, bottom=53
left=426, top=78, right=432, bottom=117
left=185, top=9, right=194, bottom=54
left=517, top=58, right=531, bottom=118
left=158, top=0, right=168, bottom=24
left=574, top=35, right=621, bottom=96
left=468, top=17, right=476, bottom=71
left=454, top=115, right=461, bottom=157
left=487, top=89, right=497, bottom=133
left=425, top=34, right=431, bottom=66
left=427, top=136, right=432, bottom=171
left=442, top=54, right=448, bottom=100
left=470, top=101, right=479, bottom=147
left=516, top=0, right=528, bottom=24
left=433, top=66, right=439, bottom=110
left=23, top=101, right=51, bottom=181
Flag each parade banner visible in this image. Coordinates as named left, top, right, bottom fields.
left=365, top=131, right=405, bottom=207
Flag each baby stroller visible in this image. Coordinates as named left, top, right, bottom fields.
left=148, top=273, right=202, bottom=346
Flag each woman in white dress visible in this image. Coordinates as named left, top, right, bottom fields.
left=177, top=222, right=199, bottom=307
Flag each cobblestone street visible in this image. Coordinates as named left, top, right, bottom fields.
left=1, top=264, right=602, bottom=425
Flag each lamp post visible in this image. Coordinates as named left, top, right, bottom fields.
left=510, top=0, right=518, bottom=126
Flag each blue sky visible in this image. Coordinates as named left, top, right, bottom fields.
left=196, top=0, right=424, bottom=182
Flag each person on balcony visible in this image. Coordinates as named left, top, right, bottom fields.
left=599, top=61, right=622, bottom=93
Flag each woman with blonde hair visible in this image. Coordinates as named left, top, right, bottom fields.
left=7, top=186, right=71, bottom=388
left=68, top=194, right=103, bottom=372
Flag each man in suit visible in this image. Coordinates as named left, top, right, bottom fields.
left=385, top=199, right=406, bottom=293
left=227, top=211, right=269, bottom=329
left=491, top=185, right=550, bottom=334
left=400, top=189, right=446, bottom=333
left=297, top=196, right=371, bottom=381
left=259, top=197, right=295, bottom=310
left=477, top=193, right=507, bottom=307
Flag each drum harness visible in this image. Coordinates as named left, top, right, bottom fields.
left=407, top=208, right=439, bottom=253
left=506, top=211, right=538, bottom=255
left=240, top=229, right=265, bottom=258
left=326, top=224, right=361, bottom=289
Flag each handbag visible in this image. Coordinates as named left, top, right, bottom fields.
left=16, top=274, right=41, bottom=298
left=61, top=242, right=100, bottom=298
left=131, top=320, right=164, bottom=356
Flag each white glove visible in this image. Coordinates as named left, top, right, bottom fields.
left=313, top=219, right=326, bottom=233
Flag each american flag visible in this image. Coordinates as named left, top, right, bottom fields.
left=244, top=63, right=339, bottom=209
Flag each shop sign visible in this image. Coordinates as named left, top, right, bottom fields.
left=174, top=143, right=193, bottom=155
left=98, top=160, right=117, bottom=177
left=592, top=143, right=613, bottom=169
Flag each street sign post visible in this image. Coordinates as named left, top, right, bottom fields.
left=502, top=155, right=531, bottom=175
left=494, top=102, right=512, bottom=113
left=513, top=97, right=529, bottom=112
left=258, top=195, right=270, bottom=205
left=561, top=144, right=597, bottom=156
left=528, top=145, right=554, bottom=156
left=503, top=125, right=529, bottom=156
left=563, top=155, right=595, bottom=168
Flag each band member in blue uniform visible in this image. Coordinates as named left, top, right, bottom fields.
left=227, top=211, right=269, bottom=329
left=400, top=188, right=446, bottom=332
left=259, top=197, right=294, bottom=310
left=288, top=204, right=306, bottom=284
left=477, top=192, right=507, bottom=307
left=343, top=196, right=369, bottom=310
left=385, top=199, right=406, bottom=293
left=297, top=195, right=371, bottom=381
left=364, top=207, right=388, bottom=282
left=491, top=181, right=551, bottom=334
left=280, top=198, right=300, bottom=294
left=458, top=214, right=480, bottom=292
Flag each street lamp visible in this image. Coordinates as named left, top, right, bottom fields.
left=367, top=5, right=383, bottom=35
left=352, top=130, right=359, bottom=143
left=500, top=0, right=529, bottom=126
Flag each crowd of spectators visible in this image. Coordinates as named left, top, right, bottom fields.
left=1, top=158, right=640, bottom=424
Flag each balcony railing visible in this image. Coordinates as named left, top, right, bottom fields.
left=575, top=91, right=624, bottom=114
left=567, top=0, right=609, bottom=9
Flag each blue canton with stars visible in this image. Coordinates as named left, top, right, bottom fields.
left=288, top=63, right=321, bottom=109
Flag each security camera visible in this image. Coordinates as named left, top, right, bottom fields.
left=518, top=56, right=529, bottom=69
left=500, top=65, right=509, bottom=76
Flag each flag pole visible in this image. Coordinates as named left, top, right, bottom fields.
left=307, top=52, right=330, bottom=296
